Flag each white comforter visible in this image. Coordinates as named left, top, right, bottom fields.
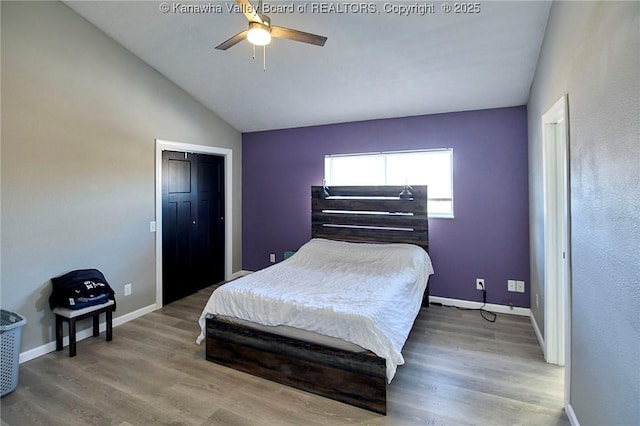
left=197, top=238, right=434, bottom=382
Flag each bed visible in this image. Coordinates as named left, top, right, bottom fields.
left=197, top=185, right=433, bottom=414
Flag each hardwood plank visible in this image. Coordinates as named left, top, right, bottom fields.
left=1, top=285, right=569, bottom=425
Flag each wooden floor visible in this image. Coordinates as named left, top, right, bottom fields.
left=1, top=285, right=569, bottom=425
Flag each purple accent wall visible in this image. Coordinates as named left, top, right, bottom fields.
left=242, top=107, right=530, bottom=307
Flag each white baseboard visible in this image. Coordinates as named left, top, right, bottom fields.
left=429, top=296, right=531, bottom=316
left=19, top=303, right=159, bottom=364
left=565, top=403, right=580, bottom=426
left=230, top=270, right=253, bottom=279
left=530, top=311, right=546, bottom=355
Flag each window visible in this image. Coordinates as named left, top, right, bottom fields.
left=324, top=149, right=454, bottom=218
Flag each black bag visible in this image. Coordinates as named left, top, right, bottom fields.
left=49, top=269, right=116, bottom=311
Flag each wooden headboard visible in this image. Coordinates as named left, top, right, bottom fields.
left=311, top=185, right=428, bottom=252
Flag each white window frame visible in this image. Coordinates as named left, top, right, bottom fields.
left=324, top=149, right=454, bottom=218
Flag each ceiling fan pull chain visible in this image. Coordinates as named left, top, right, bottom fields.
left=252, top=43, right=256, bottom=60
left=263, top=45, right=266, bottom=71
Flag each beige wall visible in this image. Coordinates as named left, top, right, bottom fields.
left=528, top=1, right=639, bottom=423
left=1, top=1, right=242, bottom=353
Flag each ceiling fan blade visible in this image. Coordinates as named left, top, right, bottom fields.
left=271, top=26, right=327, bottom=46
left=215, top=30, right=248, bottom=50
left=235, top=0, right=262, bottom=23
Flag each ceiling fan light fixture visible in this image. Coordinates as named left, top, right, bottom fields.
left=215, top=1, right=326, bottom=51
left=247, top=22, right=271, bottom=46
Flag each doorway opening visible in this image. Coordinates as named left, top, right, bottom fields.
left=155, top=139, right=233, bottom=307
left=541, top=94, right=571, bottom=405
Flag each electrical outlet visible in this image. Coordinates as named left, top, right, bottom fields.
left=269, top=253, right=276, bottom=263
left=476, top=278, right=485, bottom=290
left=124, top=283, right=132, bottom=296
left=508, top=280, right=516, bottom=292
left=516, top=280, right=525, bottom=293
left=149, top=221, right=156, bottom=232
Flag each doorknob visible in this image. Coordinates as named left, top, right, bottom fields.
left=192, top=220, right=197, bottom=225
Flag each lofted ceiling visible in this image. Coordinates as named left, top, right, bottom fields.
left=64, top=1, right=551, bottom=132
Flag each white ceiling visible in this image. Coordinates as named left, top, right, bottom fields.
left=64, top=1, right=551, bottom=132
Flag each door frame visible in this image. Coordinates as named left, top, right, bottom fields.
left=155, top=139, right=233, bottom=307
left=541, top=94, right=571, bottom=405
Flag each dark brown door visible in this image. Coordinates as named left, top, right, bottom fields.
left=162, top=151, right=224, bottom=305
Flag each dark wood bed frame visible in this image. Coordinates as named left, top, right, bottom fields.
left=206, top=185, right=429, bottom=414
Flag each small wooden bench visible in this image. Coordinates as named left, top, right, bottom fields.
left=53, top=300, right=114, bottom=357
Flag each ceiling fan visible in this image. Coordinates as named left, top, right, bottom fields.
left=215, top=0, right=327, bottom=50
